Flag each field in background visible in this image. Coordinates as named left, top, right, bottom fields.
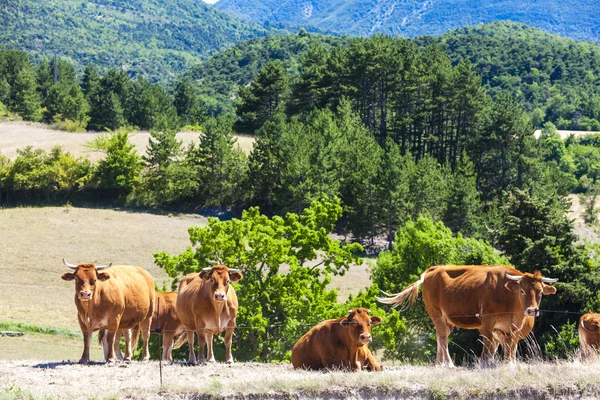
left=0, top=121, right=255, bottom=160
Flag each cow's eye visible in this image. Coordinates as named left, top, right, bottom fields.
left=225, top=280, right=230, bottom=285
left=90, top=280, right=96, bottom=285
left=75, top=278, right=80, bottom=283
left=210, top=278, right=215, bottom=283
left=520, top=289, right=526, bottom=295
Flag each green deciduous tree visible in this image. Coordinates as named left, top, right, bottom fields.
left=154, top=198, right=363, bottom=361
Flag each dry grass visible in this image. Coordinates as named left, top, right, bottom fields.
left=0, top=121, right=255, bottom=160
left=1, top=360, right=599, bottom=399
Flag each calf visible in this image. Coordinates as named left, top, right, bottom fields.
left=291, top=308, right=382, bottom=371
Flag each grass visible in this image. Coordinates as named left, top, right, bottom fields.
left=0, top=322, right=81, bottom=338
left=1, top=360, right=600, bottom=399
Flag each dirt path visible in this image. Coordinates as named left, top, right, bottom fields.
left=567, top=194, right=600, bottom=243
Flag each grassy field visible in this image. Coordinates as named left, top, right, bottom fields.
left=0, top=121, right=255, bottom=160
left=1, top=359, right=600, bottom=399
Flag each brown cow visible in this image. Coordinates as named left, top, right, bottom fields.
left=377, top=265, right=557, bottom=367
left=101, top=292, right=184, bottom=362
left=176, top=265, right=242, bottom=364
left=61, top=259, right=155, bottom=364
left=291, top=308, right=382, bottom=371
left=579, top=312, right=600, bottom=359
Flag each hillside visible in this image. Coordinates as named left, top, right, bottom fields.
left=215, top=0, right=600, bottom=42
left=0, top=0, right=274, bottom=83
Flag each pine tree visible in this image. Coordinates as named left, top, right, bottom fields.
left=443, top=154, right=481, bottom=236
left=13, top=66, right=42, bottom=121
left=236, top=60, right=289, bottom=133
left=174, top=80, right=202, bottom=125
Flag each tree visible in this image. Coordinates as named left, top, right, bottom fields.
left=153, top=198, right=363, bottom=361
left=44, top=83, right=90, bottom=127
left=91, top=130, right=142, bottom=196
left=236, top=60, right=289, bottom=133
left=443, top=154, right=481, bottom=236
left=12, top=66, right=42, bottom=121
left=174, top=80, right=204, bottom=125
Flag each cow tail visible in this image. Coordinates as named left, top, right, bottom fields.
left=376, top=271, right=426, bottom=310
left=131, top=325, right=141, bottom=352
left=173, top=330, right=188, bottom=350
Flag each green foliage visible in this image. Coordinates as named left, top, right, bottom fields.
left=154, top=198, right=363, bottom=361
left=0, top=0, right=275, bottom=84
left=90, top=130, right=142, bottom=196
left=3, top=146, right=92, bottom=200
left=543, top=321, right=580, bottom=360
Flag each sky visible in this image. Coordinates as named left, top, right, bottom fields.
left=202, top=0, right=220, bottom=3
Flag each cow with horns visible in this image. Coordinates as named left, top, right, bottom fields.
left=291, top=308, right=382, bottom=371
left=377, top=265, right=558, bottom=367
left=579, top=312, right=600, bottom=359
left=175, top=265, right=242, bottom=364
left=60, top=259, right=155, bottom=364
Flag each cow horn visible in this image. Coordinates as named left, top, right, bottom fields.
left=348, top=310, right=353, bottom=314
left=228, top=268, right=240, bottom=274
left=506, top=274, right=523, bottom=281
left=202, top=267, right=213, bottom=272
left=62, top=258, right=78, bottom=270
left=542, top=277, right=558, bottom=283
left=95, top=263, right=112, bottom=271
left=367, top=309, right=371, bottom=314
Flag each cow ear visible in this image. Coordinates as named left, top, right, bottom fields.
left=543, top=284, right=557, bottom=295
left=340, top=318, right=352, bottom=327
left=199, top=270, right=211, bottom=280
left=97, top=272, right=110, bottom=281
left=61, top=272, right=75, bottom=281
left=229, top=272, right=243, bottom=282
left=370, top=316, right=382, bottom=326
left=505, top=281, right=520, bottom=292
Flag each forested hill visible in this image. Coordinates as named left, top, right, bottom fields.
left=0, top=0, right=275, bottom=83
left=187, top=22, right=600, bottom=130
left=215, top=0, right=600, bottom=42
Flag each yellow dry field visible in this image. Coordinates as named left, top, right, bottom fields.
left=0, top=121, right=255, bottom=161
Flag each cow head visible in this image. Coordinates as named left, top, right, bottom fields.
left=199, top=265, right=243, bottom=302
left=340, top=308, right=382, bottom=346
left=505, top=270, right=557, bottom=317
left=61, top=258, right=112, bottom=301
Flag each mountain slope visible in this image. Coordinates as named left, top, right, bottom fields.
left=0, top=0, right=274, bottom=83
left=215, top=0, right=600, bottom=41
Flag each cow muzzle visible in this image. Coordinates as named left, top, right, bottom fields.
left=79, top=291, right=92, bottom=301
left=359, top=334, right=372, bottom=344
left=214, top=292, right=226, bottom=302
left=525, top=307, right=539, bottom=317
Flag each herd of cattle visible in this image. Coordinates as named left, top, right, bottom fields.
left=60, top=260, right=600, bottom=370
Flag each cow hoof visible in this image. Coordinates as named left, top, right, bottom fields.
left=78, top=359, right=89, bottom=365
left=225, top=359, right=234, bottom=365
left=208, top=358, right=216, bottom=363
left=105, top=360, right=116, bottom=367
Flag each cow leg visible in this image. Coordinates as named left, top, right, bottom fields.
left=105, top=322, right=120, bottom=365
left=479, top=327, right=500, bottom=368
left=101, top=330, right=109, bottom=361
left=196, top=330, right=206, bottom=363
left=186, top=331, right=197, bottom=364
left=162, top=331, right=175, bottom=362
left=80, top=330, right=93, bottom=364
left=205, top=331, right=216, bottom=362
left=364, top=349, right=382, bottom=371
left=122, top=329, right=132, bottom=361
left=224, top=327, right=235, bottom=364
left=432, top=319, right=454, bottom=367
left=139, top=317, right=152, bottom=361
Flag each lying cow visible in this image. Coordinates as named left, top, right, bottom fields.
left=579, top=312, right=600, bottom=359
left=176, top=265, right=242, bottom=364
left=291, top=308, right=382, bottom=371
left=61, top=259, right=155, bottom=364
left=377, top=265, right=557, bottom=367
left=101, top=291, right=184, bottom=362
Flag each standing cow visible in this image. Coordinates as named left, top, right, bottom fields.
left=176, top=265, right=242, bottom=364
left=61, top=259, right=155, bottom=364
left=377, top=265, right=557, bottom=367
left=579, top=312, right=600, bottom=359
left=291, top=308, right=382, bottom=371
left=101, top=291, right=184, bottom=362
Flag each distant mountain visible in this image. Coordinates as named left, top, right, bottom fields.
left=0, top=0, right=275, bottom=83
left=215, top=0, right=600, bottom=42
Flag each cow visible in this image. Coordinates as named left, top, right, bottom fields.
left=61, top=259, right=155, bottom=364
left=579, top=312, right=600, bottom=359
left=175, top=265, right=242, bottom=364
left=377, top=265, right=557, bottom=367
left=291, top=308, right=382, bottom=371
left=100, top=292, right=185, bottom=362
